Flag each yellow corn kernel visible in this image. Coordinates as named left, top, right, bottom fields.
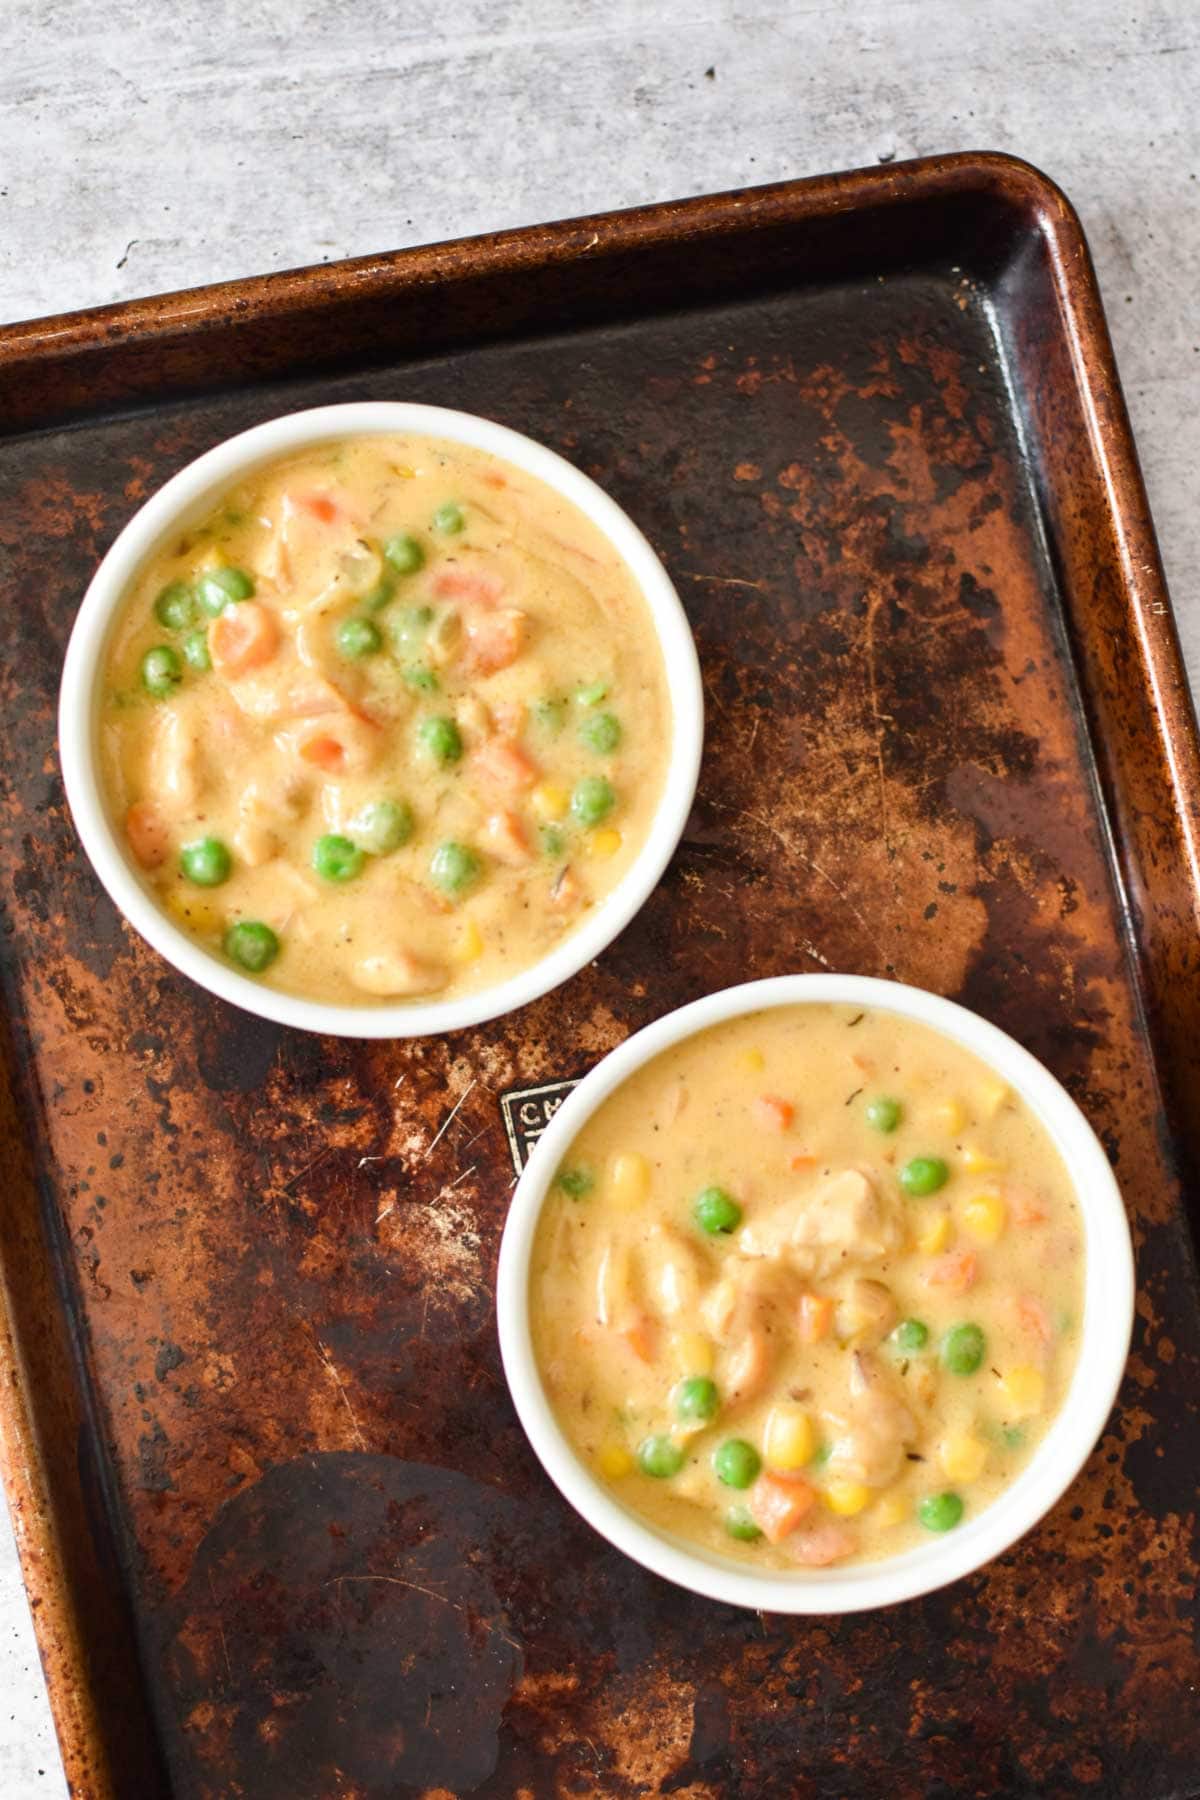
left=452, top=918, right=484, bottom=964
left=933, top=1098, right=966, bottom=1135
left=586, top=828, right=623, bottom=860
left=961, top=1190, right=1007, bottom=1243
left=166, top=889, right=221, bottom=935
left=670, top=1331, right=715, bottom=1378
left=597, top=1443, right=634, bottom=1481
left=979, top=1078, right=1011, bottom=1119
left=608, top=1151, right=651, bottom=1211
left=939, top=1431, right=989, bottom=1484
left=962, top=1144, right=1007, bottom=1174
left=917, top=1211, right=952, bottom=1255
left=997, top=1364, right=1045, bottom=1419
left=825, top=1479, right=871, bottom=1517
left=389, top=462, right=415, bottom=480
left=875, top=1490, right=910, bottom=1528
left=736, top=1047, right=765, bottom=1074
left=763, top=1404, right=815, bottom=1471
left=531, top=782, right=569, bottom=821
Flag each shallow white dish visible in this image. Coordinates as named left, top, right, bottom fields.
left=497, top=972, right=1134, bottom=1613
left=58, top=402, right=703, bottom=1038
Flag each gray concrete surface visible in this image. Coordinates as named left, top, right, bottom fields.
left=1, top=1, right=1196, bottom=1791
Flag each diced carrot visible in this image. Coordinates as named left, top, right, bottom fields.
left=789, top=1152, right=817, bottom=1172
left=125, top=801, right=168, bottom=869
left=463, top=607, right=526, bottom=675
left=209, top=601, right=280, bottom=675
left=798, top=1294, right=834, bottom=1344
left=726, top=1328, right=771, bottom=1403
left=620, top=1317, right=657, bottom=1363
left=482, top=809, right=531, bottom=866
left=924, top=1248, right=978, bottom=1295
left=781, top=1521, right=857, bottom=1566
left=434, top=567, right=505, bottom=607
left=481, top=471, right=508, bottom=490
left=283, top=713, right=380, bottom=775
left=1016, top=1293, right=1054, bottom=1345
left=1009, top=1186, right=1047, bottom=1227
left=473, top=736, right=538, bottom=792
left=296, top=491, right=341, bottom=524
left=302, top=735, right=347, bottom=772
left=749, top=1470, right=818, bottom=1544
left=754, top=1094, right=794, bottom=1132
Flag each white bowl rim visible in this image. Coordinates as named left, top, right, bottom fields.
left=58, top=401, right=704, bottom=1038
left=496, top=972, right=1135, bottom=1614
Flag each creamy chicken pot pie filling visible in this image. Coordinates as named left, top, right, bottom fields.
left=101, top=434, right=670, bottom=1004
left=531, top=1004, right=1084, bottom=1568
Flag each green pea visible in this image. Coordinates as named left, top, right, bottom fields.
left=389, top=603, right=434, bottom=650
left=1002, top=1424, right=1025, bottom=1450
left=533, top=697, right=566, bottom=735
left=224, top=920, right=279, bottom=973
left=556, top=1166, right=594, bottom=1199
left=335, top=616, right=382, bottom=660
left=430, top=841, right=480, bottom=897
left=866, top=1095, right=902, bottom=1133
left=196, top=565, right=255, bottom=616
left=811, top=1441, right=833, bottom=1468
left=417, top=716, right=463, bottom=766
left=540, top=825, right=565, bottom=857
left=363, top=572, right=397, bottom=612
left=312, top=834, right=365, bottom=883
left=383, top=532, right=426, bottom=575
left=724, top=1506, right=763, bottom=1542
left=637, top=1435, right=685, bottom=1479
left=692, top=1185, right=742, bottom=1235
left=890, top=1318, right=929, bottom=1353
left=179, top=837, right=231, bottom=888
left=403, top=664, right=439, bottom=693
left=941, top=1323, right=985, bottom=1376
left=432, top=502, right=465, bottom=536
left=140, top=645, right=182, bottom=698
left=574, top=679, right=609, bottom=706
left=153, top=579, right=197, bottom=631
left=579, top=712, right=622, bottom=754
left=349, top=800, right=414, bottom=855
left=674, top=1377, right=719, bottom=1423
left=571, top=776, right=615, bottom=828
left=918, top=1491, right=964, bottom=1533
left=713, top=1439, right=760, bottom=1490
left=181, top=628, right=211, bottom=672
left=900, top=1155, right=950, bottom=1197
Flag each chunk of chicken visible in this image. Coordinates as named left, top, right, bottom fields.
left=264, top=488, right=366, bottom=596
left=737, top=1167, right=903, bottom=1280
left=150, top=708, right=202, bottom=812
left=824, top=1351, right=917, bottom=1488
left=481, top=809, right=531, bottom=866
left=701, top=1256, right=794, bottom=1408
left=701, top=1255, right=794, bottom=1342
left=350, top=951, right=447, bottom=997
left=639, top=1223, right=706, bottom=1320
left=235, top=773, right=309, bottom=867
left=834, top=1278, right=897, bottom=1347
left=779, top=1522, right=858, bottom=1567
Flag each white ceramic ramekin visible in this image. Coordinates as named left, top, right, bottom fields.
left=497, top=973, right=1134, bottom=1613
left=58, top=403, right=703, bottom=1037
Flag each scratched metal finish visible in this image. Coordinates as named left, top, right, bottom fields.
left=0, top=267, right=1198, bottom=1799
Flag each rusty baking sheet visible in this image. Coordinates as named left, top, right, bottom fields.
left=0, top=152, right=1198, bottom=1799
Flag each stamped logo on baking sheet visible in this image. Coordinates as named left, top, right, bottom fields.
left=500, top=1078, right=582, bottom=1176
